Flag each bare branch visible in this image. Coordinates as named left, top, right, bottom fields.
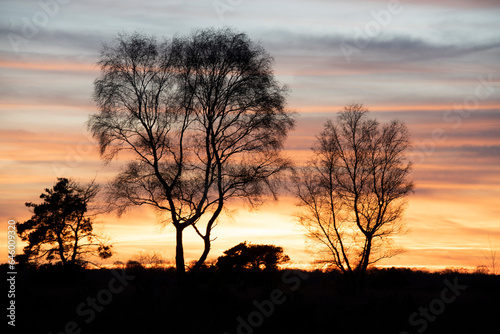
left=292, top=103, right=413, bottom=289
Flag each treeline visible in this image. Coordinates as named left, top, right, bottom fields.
left=8, top=264, right=500, bottom=334
left=16, top=27, right=418, bottom=294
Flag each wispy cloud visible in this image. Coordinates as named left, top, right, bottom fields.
left=0, top=0, right=499, bottom=268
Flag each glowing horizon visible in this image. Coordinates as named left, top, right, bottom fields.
left=1, top=0, right=499, bottom=272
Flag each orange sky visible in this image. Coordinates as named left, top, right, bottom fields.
left=1, top=103, right=499, bottom=270
left=1, top=0, right=499, bottom=271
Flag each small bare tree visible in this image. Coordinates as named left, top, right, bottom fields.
left=133, top=250, right=168, bottom=269
left=293, top=104, right=413, bottom=291
left=481, top=236, right=498, bottom=275
left=88, top=29, right=295, bottom=278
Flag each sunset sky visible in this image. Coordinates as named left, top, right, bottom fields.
left=1, top=0, right=499, bottom=270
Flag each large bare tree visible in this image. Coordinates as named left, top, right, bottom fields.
left=293, top=103, right=413, bottom=291
left=88, top=29, right=295, bottom=277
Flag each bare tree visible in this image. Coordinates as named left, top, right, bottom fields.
left=132, top=250, right=169, bottom=269
left=88, top=29, right=295, bottom=278
left=292, top=103, right=413, bottom=291
left=481, top=236, right=499, bottom=275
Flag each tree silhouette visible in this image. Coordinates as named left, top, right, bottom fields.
left=88, top=28, right=295, bottom=278
left=481, top=236, right=499, bottom=275
left=292, top=104, right=413, bottom=291
left=132, top=250, right=168, bottom=269
left=16, top=178, right=112, bottom=267
left=217, top=241, right=290, bottom=271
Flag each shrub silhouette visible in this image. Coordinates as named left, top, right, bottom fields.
left=217, top=242, right=290, bottom=272
left=126, top=260, right=144, bottom=270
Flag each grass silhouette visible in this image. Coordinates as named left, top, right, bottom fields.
left=6, top=264, right=499, bottom=334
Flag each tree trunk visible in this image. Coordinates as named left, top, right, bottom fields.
left=356, top=236, right=373, bottom=294
left=71, top=227, right=79, bottom=265
left=57, top=234, right=67, bottom=266
left=191, top=201, right=222, bottom=274
left=175, top=226, right=186, bottom=280
left=191, top=235, right=211, bottom=273
left=341, top=269, right=357, bottom=295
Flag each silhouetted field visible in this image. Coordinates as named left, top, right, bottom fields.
left=5, top=264, right=499, bottom=334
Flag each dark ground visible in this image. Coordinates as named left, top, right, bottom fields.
left=3, top=264, right=500, bottom=334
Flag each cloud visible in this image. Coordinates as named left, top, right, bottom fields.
left=263, top=28, right=500, bottom=64
left=402, top=0, right=500, bottom=9
left=1, top=0, right=499, bottom=269
left=339, top=0, right=500, bottom=9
